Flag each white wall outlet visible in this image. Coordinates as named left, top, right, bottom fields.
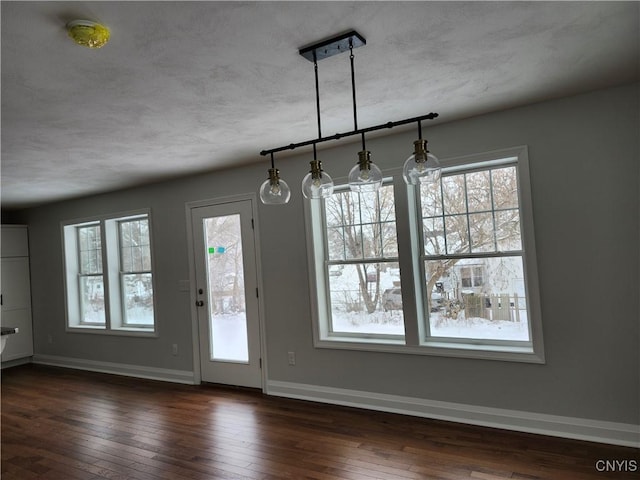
left=287, top=351, right=296, bottom=366
left=172, top=344, right=178, bottom=356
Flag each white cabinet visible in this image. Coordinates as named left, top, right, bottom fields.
left=1, top=225, right=34, bottom=362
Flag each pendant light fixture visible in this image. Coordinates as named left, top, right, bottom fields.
left=402, top=120, right=442, bottom=185
left=348, top=134, right=383, bottom=193
left=345, top=42, right=383, bottom=193
left=259, top=153, right=291, bottom=204
left=300, top=49, right=334, bottom=199
left=259, top=30, right=439, bottom=204
left=302, top=147, right=334, bottom=199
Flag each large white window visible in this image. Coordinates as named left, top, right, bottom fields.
left=321, top=180, right=404, bottom=340
left=417, top=156, right=535, bottom=347
left=307, top=146, right=544, bottom=362
left=63, top=211, right=156, bottom=335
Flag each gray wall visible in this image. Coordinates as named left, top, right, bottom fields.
left=18, top=83, right=639, bottom=425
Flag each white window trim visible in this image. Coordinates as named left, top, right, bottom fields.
left=61, top=209, right=158, bottom=337
left=306, top=177, right=407, bottom=345
left=304, top=146, right=545, bottom=364
left=412, top=146, right=544, bottom=362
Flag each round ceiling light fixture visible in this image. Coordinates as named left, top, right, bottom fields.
left=66, top=20, right=110, bottom=48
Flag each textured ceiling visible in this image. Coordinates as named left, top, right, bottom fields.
left=2, top=1, right=638, bottom=210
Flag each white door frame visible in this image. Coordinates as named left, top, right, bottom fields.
left=185, top=193, right=267, bottom=390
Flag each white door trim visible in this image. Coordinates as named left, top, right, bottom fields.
left=185, top=193, right=267, bottom=391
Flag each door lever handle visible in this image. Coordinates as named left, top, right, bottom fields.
left=195, top=300, right=204, bottom=307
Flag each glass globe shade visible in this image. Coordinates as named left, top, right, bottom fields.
left=259, top=173, right=291, bottom=205
left=403, top=151, right=441, bottom=185
left=301, top=171, right=334, bottom=199
left=348, top=152, right=383, bottom=193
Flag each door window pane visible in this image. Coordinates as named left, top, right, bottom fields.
left=204, top=214, right=249, bottom=362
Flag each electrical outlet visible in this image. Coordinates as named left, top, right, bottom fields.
left=172, top=344, right=178, bottom=356
left=287, top=351, right=296, bottom=366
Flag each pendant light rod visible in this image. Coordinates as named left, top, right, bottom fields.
left=349, top=41, right=358, bottom=132
left=259, top=112, right=438, bottom=156
left=313, top=53, right=322, bottom=139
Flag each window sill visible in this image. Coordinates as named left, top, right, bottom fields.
left=315, top=337, right=545, bottom=364
left=66, top=326, right=158, bottom=338
left=323, top=334, right=406, bottom=346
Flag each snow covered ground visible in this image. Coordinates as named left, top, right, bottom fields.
left=327, top=264, right=530, bottom=341
left=429, top=314, right=530, bottom=340
left=210, top=313, right=248, bottom=362
left=200, top=263, right=530, bottom=360
left=201, top=305, right=529, bottom=362
left=331, top=309, right=529, bottom=341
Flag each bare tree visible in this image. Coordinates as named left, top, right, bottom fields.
left=205, top=216, right=244, bottom=313
left=325, top=186, right=396, bottom=314
left=421, top=166, right=522, bottom=307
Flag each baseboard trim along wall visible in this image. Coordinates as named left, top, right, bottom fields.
left=1, top=357, right=33, bottom=369
left=26, top=356, right=638, bottom=448
left=266, top=380, right=640, bottom=448
left=32, top=354, right=195, bottom=385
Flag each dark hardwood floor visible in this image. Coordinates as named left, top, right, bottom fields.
left=1, top=365, right=637, bottom=479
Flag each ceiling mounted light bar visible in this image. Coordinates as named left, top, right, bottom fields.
left=259, top=30, right=440, bottom=204
left=259, top=112, right=439, bottom=157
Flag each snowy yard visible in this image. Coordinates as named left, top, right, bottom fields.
left=331, top=309, right=529, bottom=341
left=210, top=313, right=248, bottom=362
left=328, top=263, right=530, bottom=341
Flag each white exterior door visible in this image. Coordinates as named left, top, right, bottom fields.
left=190, top=200, right=262, bottom=388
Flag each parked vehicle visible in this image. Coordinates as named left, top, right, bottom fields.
left=382, top=288, right=402, bottom=311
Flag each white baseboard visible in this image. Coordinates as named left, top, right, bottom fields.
left=32, top=354, right=195, bottom=385
left=21, top=358, right=640, bottom=448
left=1, top=356, right=32, bottom=369
left=266, top=380, right=640, bottom=448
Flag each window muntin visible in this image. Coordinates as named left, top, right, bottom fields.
left=419, top=162, right=532, bottom=344
left=118, top=218, right=154, bottom=327
left=322, top=182, right=405, bottom=338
